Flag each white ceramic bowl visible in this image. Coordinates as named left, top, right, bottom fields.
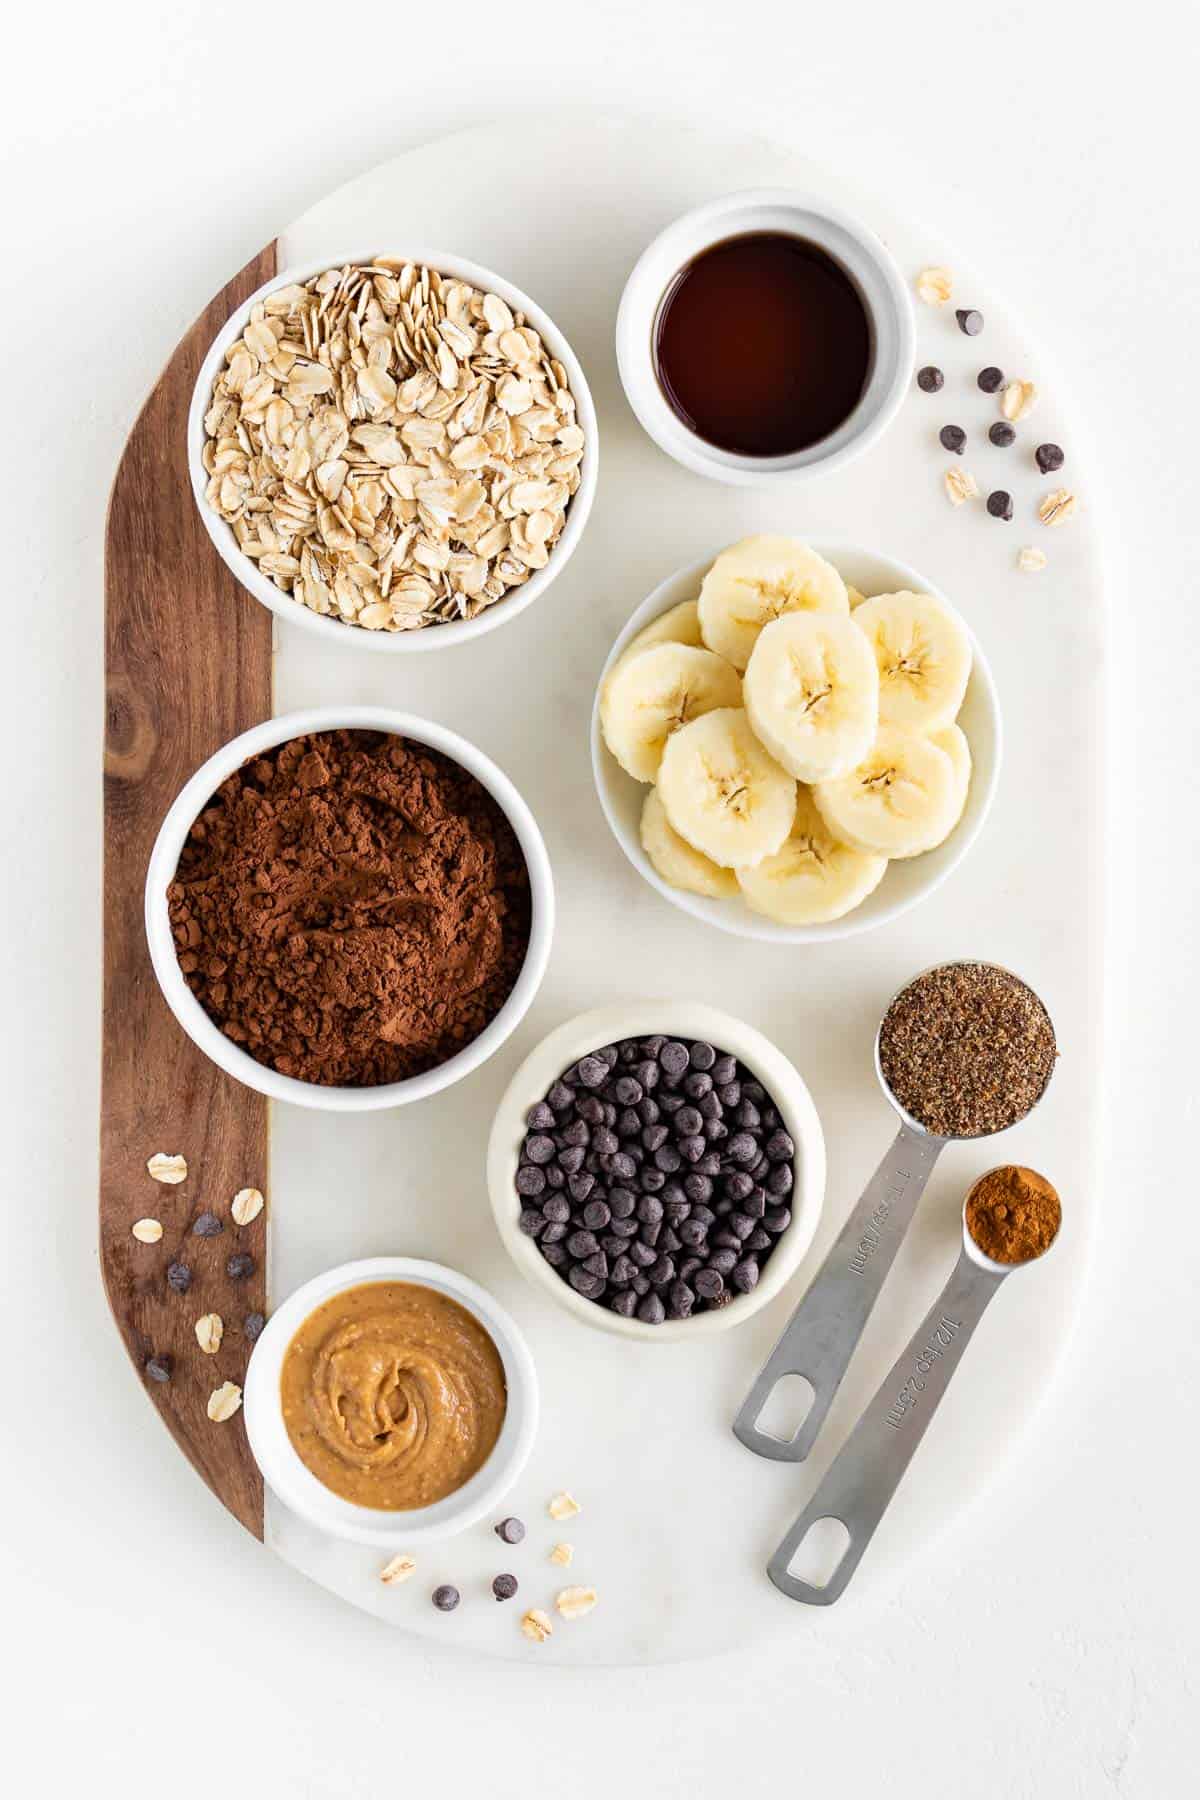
left=487, top=1003, right=825, bottom=1341
left=145, top=706, right=554, bottom=1111
left=615, top=190, right=914, bottom=486
left=188, top=250, right=598, bottom=652
left=243, top=1257, right=539, bottom=1547
left=591, top=545, right=1002, bottom=944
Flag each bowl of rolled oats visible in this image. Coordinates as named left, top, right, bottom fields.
left=188, top=254, right=597, bottom=648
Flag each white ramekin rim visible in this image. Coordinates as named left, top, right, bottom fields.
left=486, top=1002, right=826, bottom=1341
left=615, top=189, right=915, bottom=487
left=144, top=706, right=554, bottom=1111
left=187, top=248, right=599, bottom=652
left=590, top=542, right=1002, bottom=944
left=242, top=1257, right=539, bottom=1546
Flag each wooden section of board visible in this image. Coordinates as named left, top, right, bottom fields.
left=101, top=246, right=277, bottom=1539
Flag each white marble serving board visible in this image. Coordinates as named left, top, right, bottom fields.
left=262, top=111, right=1104, bottom=1663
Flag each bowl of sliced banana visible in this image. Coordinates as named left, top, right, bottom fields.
left=590, top=536, right=1001, bottom=942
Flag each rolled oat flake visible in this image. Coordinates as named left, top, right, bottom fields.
left=877, top=962, right=1057, bottom=1139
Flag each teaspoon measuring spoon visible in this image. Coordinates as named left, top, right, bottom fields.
left=767, top=1168, right=1061, bottom=1605
left=733, top=961, right=1054, bottom=1465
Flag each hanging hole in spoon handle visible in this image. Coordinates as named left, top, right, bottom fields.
left=768, top=1247, right=1005, bottom=1605
left=733, top=1121, right=945, bottom=1463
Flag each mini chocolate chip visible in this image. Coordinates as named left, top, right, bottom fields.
left=609, top=1186, right=636, bottom=1219
left=939, top=424, right=966, bottom=455
left=542, top=1242, right=567, bottom=1266
left=637, top=1292, right=666, bottom=1324
left=683, top=1173, right=713, bottom=1204
left=683, top=1071, right=713, bottom=1100
left=711, top=1055, right=737, bottom=1085
left=243, top=1312, right=266, bottom=1343
left=705, top=1118, right=728, bottom=1143
left=515, top=1165, right=546, bottom=1198
left=728, top=1132, right=758, bottom=1166
left=145, top=1354, right=173, bottom=1383
left=642, top=1123, right=669, bottom=1153
left=495, top=1515, right=525, bottom=1544
left=192, top=1211, right=223, bottom=1237
left=764, top=1207, right=792, bottom=1234
left=956, top=308, right=984, bottom=335
left=989, top=421, right=1016, bottom=447
left=577, top=1055, right=608, bottom=1088
left=694, top=1267, right=724, bottom=1300
left=654, top=1143, right=683, bottom=1173
left=569, top=1268, right=605, bottom=1298
left=567, top=1229, right=599, bottom=1259
left=745, top=1228, right=771, bottom=1252
left=765, top=1130, right=794, bottom=1163
left=729, top=1212, right=756, bottom=1240
left=638, top=1097, right=660, bottom=1126
left=977, top=366, right=1005, bottom=393
left=166, top=1261, right=192, bottom=1294
left=518, top=1208, right=545, bottom=1237
left=609, top=1152, right=636, bottom=1181
left=526, top=1102, right=556, bottom=1130
left=635, top=1060, right=660, bottom=1092
left=611, top=1253, right=637, bottom=1286
left=226, top=1252, right=255, bottom=1280
left=558, top=1145, right=585, bottom=1176
left=708, top=1246, right=739, bottom=1273
left=1036, top=442, right=1065, bottom=473
left=561, top=1118, right=590, bottom=1147
left=640, top=1167, right=666, bottom=1193
left=732, top=1259, right=760, bottom=1293
left=668, top=1281, right=695, bottom=1319
left=568, top=1173, right=595, bottom=1204
left=689, top=1042, right=716, bottom=1070
left=542, top=1194, right=571, bottom=1223
left=660, top=1040, right=690, bottom=1076
left=767, top=1163, right=793, bottom=1198
left=649, top=1254, right=675, bottom=1287
left=582, top=1252, right=609, bottom=1280
left=432, top=1585, right=460, bottom=1612
left=547, top=1081, right=573, bottom=1111
left=576, top=1095, right=605, bottom=1124
left=629, top=1240, right=656, bottom=1268
left=614, top=1076, right=643, bottom=1105
left=679, top=1217, right=709, bottom=1249
left=637, top=1192, right=664, bottom=1226
left=492, top=1574, right=518, bottom=1601
left=717, top=1081, right=741, bottom=1108
left=524, top=1133, right=555, bottom=1165
left=610, top=1290, right=638, bottom=1317
left=592, top=1127, right=618, bottom=1156
left=917, top=364, right=944, bottom=393
left=725, top=1171, right=755, bottom=1202
left=609, top=1215, right=638, bottom=1238
left=987, top=489, right=1014, bottom=520
left=544, top=1164, right=566, bottom=1190
left=542, top=1221, right=569, bottom=1246
left=583, top=1199, right=611, bottom=1231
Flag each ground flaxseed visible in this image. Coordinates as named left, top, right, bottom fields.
left=877, top=962, right=1056, bottom=1138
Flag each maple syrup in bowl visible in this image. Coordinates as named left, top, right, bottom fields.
left=616, top=190, right=914, bottom=486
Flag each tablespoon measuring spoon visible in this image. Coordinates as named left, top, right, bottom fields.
left=733, top=961, right=1055, bottom=1464
left=767, top=1167, right=1062, bottom=1605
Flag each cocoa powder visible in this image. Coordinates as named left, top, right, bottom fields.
left=167, top=730, right=531, bottom=1087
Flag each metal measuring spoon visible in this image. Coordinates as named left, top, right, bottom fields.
left=766, top=1167, right=1061, bottom=1605
left=733, top=961, right=1054, bottom=1464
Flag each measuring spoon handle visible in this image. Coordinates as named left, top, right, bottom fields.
left=767, top=1250, right=1003, bottom=1605
left=734, top=1122, right=945, bottom=1463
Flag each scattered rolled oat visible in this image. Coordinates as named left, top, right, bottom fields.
left=1038, top=487, right=1078, bottom=527
left=1001, top=379, right=1037, bottom=422
left=548, top=1491, right=581, bottom=1520
left=194, top=1313, right=224, bottom=1355
left=206, top=1381, right=243, bottom=1423
left=1018, top=545, right=1048, bottom=573
left=944, top=468, right=980, bottom=506
left=147, top=1153, right=188, bottom=1184
left=231, top=1187, right=265, bottom=1226
left=379, top=1553, right=417, bottom=1586
left=916, top=267, right=953, bottom=306
left=521, top=1608, right=554, bottom=1643
left=202, top=261, right=586, bottom=634
left=549, top=1542, right=574, bottom=1567
left=555, top=1586, right=598, bottom=1620
left=131, top=1217, right=163, bottom=1244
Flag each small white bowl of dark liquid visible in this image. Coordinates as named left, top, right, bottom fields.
left=616, top=190, right=915, bottom=486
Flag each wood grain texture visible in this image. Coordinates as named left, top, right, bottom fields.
left=102, top=247, right=277, bottom=1540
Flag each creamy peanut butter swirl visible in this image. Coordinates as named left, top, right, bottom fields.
left=281, top=1281, right=506, bottom=1510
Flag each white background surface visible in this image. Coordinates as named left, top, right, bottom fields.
left=3, top=0, right=1197, bottom=1792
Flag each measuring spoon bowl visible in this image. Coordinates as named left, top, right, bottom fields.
left=767, top=1171, right=1060, bottom=1605
left=732, top=961, right=1054, bottom=1465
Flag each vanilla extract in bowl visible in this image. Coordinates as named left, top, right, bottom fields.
left=652, top=231, right=873, bottom=458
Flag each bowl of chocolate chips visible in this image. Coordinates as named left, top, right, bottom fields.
left=487, top=1003, right=825, bottom=1339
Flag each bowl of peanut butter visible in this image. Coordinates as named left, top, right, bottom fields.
left=243, top=1257, right=538, bottom=1546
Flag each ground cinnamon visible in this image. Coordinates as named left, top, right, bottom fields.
left=167, top=729, right=531, bottom=1087
left=965, top=1164, right=1061, bottom=1264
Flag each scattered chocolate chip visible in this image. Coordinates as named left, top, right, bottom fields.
left=956, top=308, right=984, bottom=336
left=145, top=1354, right=173, bottom=1384
left=1035, top=442, right=1065, bottom=473
left=432, top=1585, right=460, bottom=1612
left=939, top=424, right=966, bottom=455
left=492, top=1574, right=518, bottom=1601
left=166, top=1261, right=192, bottom=1294
left=495, top=1514, right=526, bottom=1545
left=226, top=1252, right=255, bottom=1280
left=916, top=364, right=944, bottom=393
left=192, top=1211, right=223, bottom=1237
left=243, top=1312, right=266, bottom=1343
left=988, top=421, right=1016, bottom=447
left=977, top=366, right=1004, bottom=393
left=987, top=490, right=1014, bottom=521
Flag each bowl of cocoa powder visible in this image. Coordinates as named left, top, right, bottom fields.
left=145, top=708, right=553, bottom=1109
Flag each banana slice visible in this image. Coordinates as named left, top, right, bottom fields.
left=930, top=722, right=972, bottom=823
left=698, top=536, right=850, bottom=671
left=736, top=788, right=888, bottom=925
left=640, top=788, right=739, bottom=899
left=600, top=643, right=742, bottom=782
left=813, top=728, right=959, bottom=858
left=658, top=707, right=796, bottom=869
left=743, top=612, right=880, bottom=783
left=852, top=590, right=972, bottom=733
left=620, top=598, right=703, bottom=663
